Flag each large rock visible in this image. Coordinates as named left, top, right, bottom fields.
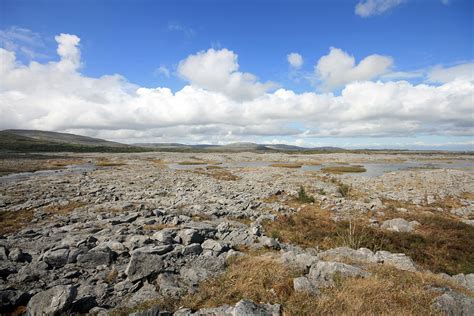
left=293, top=276, right=319, bottom=294
left=318, top=247, right=417, bottom=272
left=125, top=250, right=165, bottom=282
left=308, top=261, right=370, bottom=287
left=374, top=251, right=417, bottom=272
left=76, top=246, right=113, bottom=268
left=43, top=248, right=70, bottom=268
left=201, top=239, right=230, bottom=255
left=280, top=250, right=319, bottom=273
left=27, top=285, right=77, bottom=316
left=432, top=291, right=474, bottom=315
left=452, top=273, right=474, bottom=291
left=178, top=229, right=204, bottom=245
left=381, top=218, right=420, bottom=233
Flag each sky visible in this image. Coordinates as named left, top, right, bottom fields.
left=0, top=0, right=473, bottom=150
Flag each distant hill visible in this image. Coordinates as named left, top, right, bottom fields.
left=133, top=141, right=345, bottom=152
left=1, top=129, right=345, bottom=153
left=4, top=129, right=128, bottom=148
left=0, top=130, right=147, bottom=153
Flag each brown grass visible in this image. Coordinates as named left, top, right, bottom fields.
left=192, top=168, right=239, bottom=181
left=0, top=208, right=35, bottom=235
left=143, top=223, right=175, bottom=231
left=178, top=161, right=208, bottom=165
left=309, top=265, right=447, bottom=315
left=111, top=252, right=471, bottom=315
left=269, top=163, right=303, bottom=169
left=43, top=201, right=85, bottom=216
left=182, top=254, right=302, bottom=310
left=0, top=201, right=85, bottom=235
left=264, top=202, right=474, bottom=274
left=321, top=165, right=366, bottom=173
left=95, top=159, right=127, bottom=167
left=104, top=267, right=119, bottom=283
left=166, top=255, right=462, bottom=314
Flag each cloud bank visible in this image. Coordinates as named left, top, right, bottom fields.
left=0, top=33, right=472, bottom=144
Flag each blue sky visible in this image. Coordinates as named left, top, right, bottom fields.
left=0, top=0, right=473, bottom=149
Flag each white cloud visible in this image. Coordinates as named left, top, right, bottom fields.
left=315, top=47, right=393, bottom=90
left=0, top=33, right=472, bottom=144
left=177, top=48, right=277, bottom=101
left=287, top=52, right=303, bottom=69
left=427, top=63, right=474, bottom=83
left=0, top=26, right=48, bottom=59
left=355, top=0, right=404, bottom=17
left=154, top=65, right=170, bottom=78
left=54, top=34, right=81, bottom=71
left=167, top=22, right=195, bottom=37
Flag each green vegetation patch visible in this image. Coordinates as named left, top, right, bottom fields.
left=321, top=165, right=366, bottom=173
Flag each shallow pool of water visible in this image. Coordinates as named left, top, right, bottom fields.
left=0, top=163, right=97, bottom=185
left=167, top=160, right=474, bottom=178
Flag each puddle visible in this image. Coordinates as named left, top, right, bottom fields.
left=0, top=163, right=97, bottom=185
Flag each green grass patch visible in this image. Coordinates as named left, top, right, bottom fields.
left=321, top=165, right=366, bottom=173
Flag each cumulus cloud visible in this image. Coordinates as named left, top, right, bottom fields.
left=177, top=48, right=276, bottom=101
left=0, top=33, right=472, bottom=144
left=287, top=52, right=303, bottom=69
left=315, top=47, right=393, bottom=91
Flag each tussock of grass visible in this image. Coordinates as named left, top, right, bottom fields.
left=297, top=186, right=315, bottom=203
left=269, top=163, right=302, bottom=168
left=321, top=165, right=366, bottom=173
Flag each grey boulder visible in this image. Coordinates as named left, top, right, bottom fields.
left=27, top=285, right=77, bottom=316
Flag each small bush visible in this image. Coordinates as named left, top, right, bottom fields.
left=337, top=183, right=351, bottom=198
left=297, top=186, right=315, bottom=203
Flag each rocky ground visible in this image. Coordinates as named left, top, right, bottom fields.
left=0, top=152, right=473, bottom=315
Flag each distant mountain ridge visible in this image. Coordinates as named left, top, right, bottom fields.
left=4, top=129, right=128, bottom=147
left=0, top=129, right=345, bottom=153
